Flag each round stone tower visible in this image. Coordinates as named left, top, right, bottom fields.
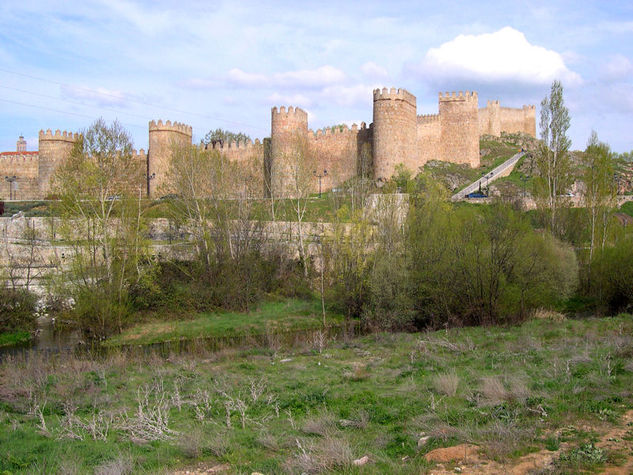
left=439, top=91, right=479, bottom=168
left=270, top=106, right=308, bottom=197
left=38, top=129, right=78, bottom=198
left=148, top=120, right=193, bottom=198
left=372, top=87, right=417, bottom=182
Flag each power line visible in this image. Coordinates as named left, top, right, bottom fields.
left=0, top=84, right=151, bottom=121
left=0, top=98, right=146, bottom=131
left=0, top=67, right=269, bottom=133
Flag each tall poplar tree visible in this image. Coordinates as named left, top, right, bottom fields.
left=534, top=80, right=572, bottom=234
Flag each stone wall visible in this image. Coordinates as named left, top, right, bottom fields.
left=372, top=88, right=418, bottom=181
left=416, top=114, right=441, bottom=166
left=148, top=120, right=193, bottom=198
left=37, top=129, right=79, bottom=198
left=439, top=92, right=480, bottom=168
left=1, top=87, right=536, bottom=200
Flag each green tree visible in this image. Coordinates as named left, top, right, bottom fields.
left=52, top=118, right=149, bottom=336
left=582, top=131, right=617, bottom=262
left=202, top=128, right=251, bottom=147
left=534, top=80, right=572, bottom=234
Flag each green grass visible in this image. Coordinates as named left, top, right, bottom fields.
left=621, top=201, right=633, bottom=217
left=0, top=330, right=31, bottom=347
left=104, top=298, right=341, bottom=347
left=0, top=201, right=52, bottom=217
left=2, top=312, right=633, bottom=473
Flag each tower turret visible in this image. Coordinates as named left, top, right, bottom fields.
left=439, top=91, right=479, bottom=168
left=148, top=120, right=193, bottom=198
left=372, top=87, right=417, bottom=182
left=38, top=129, right=79, bottom=198
left=17, top=135, right=27, bottom=152
left=270, top=106, right=309, bottom=197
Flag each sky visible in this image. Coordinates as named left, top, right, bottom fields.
left=1, top=0, right=632, bottom=153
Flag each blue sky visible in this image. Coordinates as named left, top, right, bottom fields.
left=1, top=0, right=632, bottom=153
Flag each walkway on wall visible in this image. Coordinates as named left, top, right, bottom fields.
left=451, top=151, right=525, bottom=202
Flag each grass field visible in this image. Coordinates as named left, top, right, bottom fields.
left=104, top=299, right=341, bottom=347
left=1, top=312, right=633, bottom=473
left=0, top=331, right=31, bottom=348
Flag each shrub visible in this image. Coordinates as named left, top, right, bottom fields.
left=0, top=287, right=37, bottom=333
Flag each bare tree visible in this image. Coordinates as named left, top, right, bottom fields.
left=285, top=132, right=318, bottom=276
left=52, top=118, right=148, bottom=335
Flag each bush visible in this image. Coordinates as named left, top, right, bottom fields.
left=0, top=287, right=38, bottom=333
left=588, top=237, right=633, bottom=313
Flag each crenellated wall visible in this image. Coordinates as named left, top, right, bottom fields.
left=309, top=123, right=371, bottom=191
left=479, top=101, right=536, bottom=137
left=0, top=152, right=40, bottom=200
left=416, top=114, right=441, bottom=165
left=1, top=86, right=536, bottom=201
left=439, top=91, right=480, bottom=168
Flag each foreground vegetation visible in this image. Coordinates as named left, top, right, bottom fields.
left=2, top=313, right=633, bottom=473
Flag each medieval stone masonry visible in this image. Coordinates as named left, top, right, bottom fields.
left=0, top=87, right=535, bottom=200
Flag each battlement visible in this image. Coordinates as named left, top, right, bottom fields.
left=271, top=106, right=308, bottom=120
left=38, top=129, right=79, bottom=141
left=373, top=87, right=416, bottom=107
left=523, top=105, right=536, bottom=111
left=417, top=114, right=440, bottom=123
left=311, top=124, right=362, bottom=138
left=131, top=149, right=146, bottom=159
left=211, top=138, right=262, bottom=150
left=486, top=100, right=500, bottom=106
left=149, top=120, right=192, bottom=136
left=0, top=152, right=39, bottom=162
left=439, top=91, right=478, bottom=103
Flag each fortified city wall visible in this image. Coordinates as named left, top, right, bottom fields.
left=0, top=86, right=536, bottom=201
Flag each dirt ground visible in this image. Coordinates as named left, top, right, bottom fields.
left=425, top=410, right=633, bottom=475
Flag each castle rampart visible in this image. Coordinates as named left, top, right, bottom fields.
left=1, top=86, right=535, bottom=201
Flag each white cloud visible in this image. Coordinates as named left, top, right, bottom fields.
left=412, top=27, right=581, bottom=86
left=361, top=61, right=388, bottom=79
left=60, top=85, right=129, bottom=107
left=227, top=66, right=346, bottom=89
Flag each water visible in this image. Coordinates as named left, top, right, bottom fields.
left=0, top=315, right=84, bottom=360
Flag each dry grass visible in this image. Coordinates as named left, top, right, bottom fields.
left=302, top=411, right=337, bottom=437
left=338, top=409, right=370, bottom=430
left=342, top=362, right=369, bottom=381
left=532, top=308, right=566, bottom=322
left=286, top=436, right=354, bottom=474
left=480, top=376, right=508, bottom=404
left=94, top=455, right=133, bottom=475
left=432, top=373, right=460, bottom=397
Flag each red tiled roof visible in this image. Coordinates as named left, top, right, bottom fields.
left=0, top=151, right=39, bottom=156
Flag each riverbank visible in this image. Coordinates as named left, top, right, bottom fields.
left=1, top=313, right=632, bottom=473
left=103, top=298, right=340, bottom=348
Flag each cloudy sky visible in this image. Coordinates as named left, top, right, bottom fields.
left=1, top=0, right=632, bottom=153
